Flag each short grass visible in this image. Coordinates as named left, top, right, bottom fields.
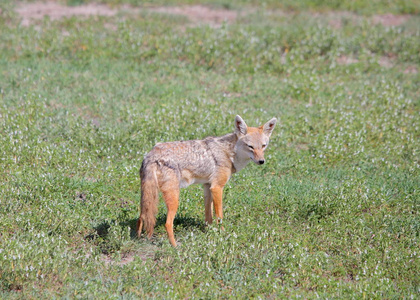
left=1, top=0, right=419, bottom=298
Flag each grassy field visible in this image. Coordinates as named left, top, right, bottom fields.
left=1, top=0, right=419, bottom=298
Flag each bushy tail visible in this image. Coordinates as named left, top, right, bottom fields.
left=136, top=162, right=159, bottom=239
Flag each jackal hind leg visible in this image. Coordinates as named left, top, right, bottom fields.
left=162, top=187, right=180, bottom=247
left=203, top=183, right=213, bottom=225
left=136, top=217, right=143, bottom=238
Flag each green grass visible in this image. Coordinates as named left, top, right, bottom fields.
left=1, top=0, right=419, bottom=298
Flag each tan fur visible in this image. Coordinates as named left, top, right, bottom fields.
left=136, top=163, right=159, bottom=239
left=136, top=115, right=277, bottom=246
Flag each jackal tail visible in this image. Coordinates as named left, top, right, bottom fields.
left=136, top=162, right=159, bottom=238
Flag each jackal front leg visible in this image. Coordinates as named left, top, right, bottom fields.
left=203, top=183, right=213, bottom=224
left=210, top=168, right=230, bottom=229
left=210, top=185, right=224, bottom=228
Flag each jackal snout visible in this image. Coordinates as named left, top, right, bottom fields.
left=251, top=154, right=265, bottom=165
left=249, top=147, right=266, bottom=165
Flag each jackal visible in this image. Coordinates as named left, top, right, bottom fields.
left=136, top=115, right=277, bottom=246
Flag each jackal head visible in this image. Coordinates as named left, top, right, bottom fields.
left=234, top=115, right=277, bottom=165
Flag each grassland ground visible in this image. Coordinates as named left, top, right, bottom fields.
left=0, top=0, right=419, bottom=298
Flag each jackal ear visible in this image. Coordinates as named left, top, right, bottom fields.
left=235, top=115, right=248, bottom=136
left=263, top=118, right=277, bottom=137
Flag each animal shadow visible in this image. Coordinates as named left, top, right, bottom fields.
left=85, top=213, right=205, bottom=250
left=125, top=214, right=206, bottom=239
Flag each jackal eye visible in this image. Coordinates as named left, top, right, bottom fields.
left=262, top=144, right=267, bottom=148
left=247, top=144, right=254, bottom=150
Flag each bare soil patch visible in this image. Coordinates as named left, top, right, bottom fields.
left=16, top=1, right=117, bottom=26
left=372, top=13, right=411, bottom=26
left=101, top=247, right=156, bottom=265
left=15, top=1, right=242, bottom=26
left=378, top=55, right=395, bottom=68
left=15, top=2, right=411, bottom=29
left=149, top=5, right=241, bottom=26
left=101, top=252, right=136, bottom=265
left=336, top=55, right=359, bottom=65
left=403, top=66, right=418, bottom=74
left=337, top=55, right=399, bottom=68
